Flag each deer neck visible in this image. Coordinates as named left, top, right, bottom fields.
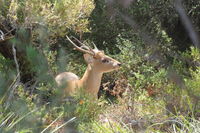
left=79, top=65, right=103, bottom=96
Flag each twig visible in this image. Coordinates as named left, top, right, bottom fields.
left=0, top=30, right=4, bottom=40
left=5, top=73, right=20, bottom=109
left=0, top=23, right=9, bottom=33
left=5, top=43, right=21, bottom=108
left=0, top=36, right=14, bottom=43
left=172, top=124, right=177, bottom=133
left=0, top=113, right=15, bottom=128
left=4, top=28, right=15, bottom=36
left=7, top=107, right=39, bottom=130
left=147, top=119, right=190, bottom=132
left=12, top=43, right=20, bottom=81
left=41, top=113, right=63, bottom=133
left=50, top=117, right=76, bottom=133
left=175, top=0, right=200, bottom=48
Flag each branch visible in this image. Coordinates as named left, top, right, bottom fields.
left=175, top=0, right=200, bottom=48
left=0, top=35, right=14, bottom=43
left=0, top=23, right=9, bottom=33
left=5, top=43, right=21, bottom=108
left=0, top=29, right=4, bottom=41
left=12, top=43, right=21, bottom=80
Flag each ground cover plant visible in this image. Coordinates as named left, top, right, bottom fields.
left=0, top=0, right=200, bottom=132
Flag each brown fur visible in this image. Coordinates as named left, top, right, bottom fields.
left=55, top=51, right=121, bottom=98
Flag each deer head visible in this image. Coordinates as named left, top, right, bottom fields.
left=66, top=36, right=121, bottom=73
left=55, top=36, right=121, bottom=98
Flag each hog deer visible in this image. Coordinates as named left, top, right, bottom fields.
left=55, top=36, right=121, bottom=98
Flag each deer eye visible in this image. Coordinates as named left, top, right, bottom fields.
left=102, top=58, right=109, bottom=63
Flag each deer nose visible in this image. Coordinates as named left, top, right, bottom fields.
left=117, top=63, right=122, bottom=66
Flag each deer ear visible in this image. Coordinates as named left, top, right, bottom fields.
left=83, top=54, right=94, bottom=64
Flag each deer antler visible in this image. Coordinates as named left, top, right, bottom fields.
left=71, top=36, right=94, bottom=51
left=66, top=35, right=95, bottom=56
left=92, top=42, right=98, bottom=50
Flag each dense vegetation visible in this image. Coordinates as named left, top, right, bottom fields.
left=0, top=0, right=200, bottom=132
